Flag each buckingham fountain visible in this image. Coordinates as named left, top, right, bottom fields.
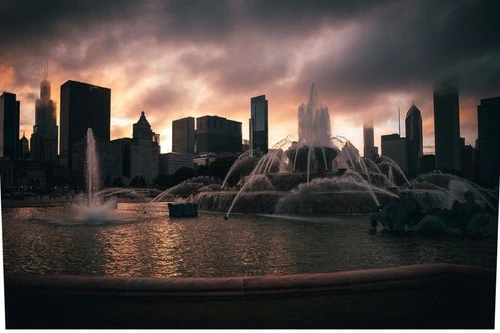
left=2, top=84, right=498, bottom=329
left=191, top=83, right=400, bottom=216
left=68, top=84, right=497, bottom=236
left=156, top=83, right=496, bottom=237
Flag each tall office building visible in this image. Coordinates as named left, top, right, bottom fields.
left=433, top=79, right=460, bottom=172
left=30, top=72, right=58, bottom=165
left=363, top=119, right=378, bottom=158
left=196, top=115, right=242, bottom=154
left=172, top=116, right=195, bottom=153
left=250, top=95, right=268, bottom=155
left=417, top=154, right=436, bottom=174
left=111, top=111, right=161, bottom=185
left=459, top=137, right=475, bottom=182
left=0, top=92, right=20, bottom=159
left=19, top=133, right=30, bottom=159
left=60, top=80, right=111, bottom=170
left=381, top=133, right=407, bottom=173
left=130, top=111, right=160, bottom=184
left=405, top=103, right=423, bottom=176
left=477, top=96, right=500, bottom=187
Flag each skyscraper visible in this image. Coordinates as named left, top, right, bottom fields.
left=477, top=96, right=500, bottom=187
left=433, top=79, right=460, bottom=172
left=19, top=132, right=30, bottom=159
left=172, top=116, right=195, bottom=153
left=405, top=103, right=423, bottom=176
left=196, top=115, right=242, bottom=154
left=30, top=71, right=58, bottom=165
left=250, top=95, right=268, bottom=155
left=60, top=80, right=111, bottom=170
left=363, top=119, right=378, bottom=158
left=0, top=92, right=20, bottom=159
left=130, top=111, right=160, bottom=184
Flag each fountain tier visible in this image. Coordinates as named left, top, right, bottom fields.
left=285, top=146, right=339, bottom=173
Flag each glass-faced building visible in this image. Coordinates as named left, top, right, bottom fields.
left=250, top=95, right=268, bottom=155
left=405, top=103, right=423, bottom=176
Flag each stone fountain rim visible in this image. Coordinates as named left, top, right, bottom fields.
left=4, top=263, right=493, bottom=298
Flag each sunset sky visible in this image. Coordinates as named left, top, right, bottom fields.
left=1, top=0, right=499, bottom=154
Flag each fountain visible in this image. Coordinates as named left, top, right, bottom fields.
left=287, top=83, right=338, bottom=178
left=52, top=128, right=142, bottom=224
left=136, top=82, right=497, bottom=236
left=190, top=84, right=402, bottom=216
left=64, top=129, right=120, bottom=224
left=167, top=83, right=496, bottom=236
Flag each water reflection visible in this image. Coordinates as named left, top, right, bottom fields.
left=2, top=205, right=497, bottom=277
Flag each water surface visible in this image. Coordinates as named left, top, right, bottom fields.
left=2, top=202, right=497, bottom=277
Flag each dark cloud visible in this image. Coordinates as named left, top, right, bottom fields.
left=178, top=41, right=293, bottom=95
left=142, top=0, right=399, bottom=45
left=0, top=0, right=138, bottom=46
left=1, top=0, right=499, bottom=151
left=0, top=0, right=397, bottom=55
left=5, top=0, right=498, bottom=95
left=296, top=0, right=500, bottom=98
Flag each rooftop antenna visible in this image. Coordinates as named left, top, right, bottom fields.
left=43, top=60, right=48, bottom=80
left=398, top=106, right=401, bottom=136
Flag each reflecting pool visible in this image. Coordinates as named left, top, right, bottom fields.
left=2, top=202, right=497, bottom=278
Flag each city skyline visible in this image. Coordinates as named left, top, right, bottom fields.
left=1, top=1, right=499, bottom=153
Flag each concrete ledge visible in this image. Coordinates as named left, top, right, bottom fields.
left=5, top=263, right=493, bottom=296
left=4, top=263, right=496, bottom=329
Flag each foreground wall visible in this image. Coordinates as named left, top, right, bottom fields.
left=4, top=263, right=496, bottom=329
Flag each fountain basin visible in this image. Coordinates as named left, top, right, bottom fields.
left=197, top=191, right=286, bottom=214
left=266, top=172, right=344, bottom=191
left=5, top=263, right=495, bottom=329
left=197, top=190, right=399, bottom=214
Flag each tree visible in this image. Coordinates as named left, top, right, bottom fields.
left=208, top=156, right=238, bottom=180
left=153, top=174, right=171, bottom=189
left=195, top=156, right=238, bottom=181
left=196, top=164, right=210, bottom=176
left=130, top=176, right=146, bottom=187
left=170, top=167, right=196, bottom=187
left=104, top=175, right=112, bottom=188
left=112, top=177, right=124, bottom=187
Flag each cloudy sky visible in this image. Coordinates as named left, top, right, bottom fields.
left=1, top=0, right=499, bottom=154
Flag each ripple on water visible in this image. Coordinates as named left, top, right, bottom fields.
left=2, top=205, right=497, bottom=277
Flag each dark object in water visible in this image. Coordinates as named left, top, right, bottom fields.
left=168, top=203, right=198, bottom=218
